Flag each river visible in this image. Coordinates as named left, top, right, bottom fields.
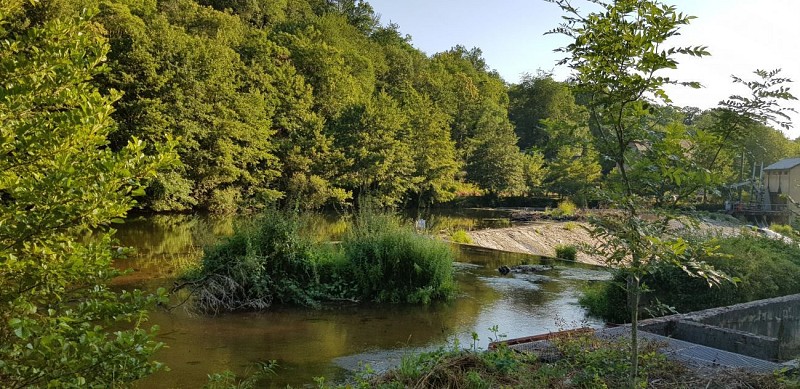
left=111, top=211, right=609, bottom=387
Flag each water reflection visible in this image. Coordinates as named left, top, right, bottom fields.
left=113, top=213, right=608, bottom=388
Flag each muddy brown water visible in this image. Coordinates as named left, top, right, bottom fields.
left=111, top=212, right=609, bottom=388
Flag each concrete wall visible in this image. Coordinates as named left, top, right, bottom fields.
left=639, top=293, right=800, bottom=362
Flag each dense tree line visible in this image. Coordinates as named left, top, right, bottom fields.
left=54, top=0, right=523, bottom=212
left=28, top=0, right=800, bottom=213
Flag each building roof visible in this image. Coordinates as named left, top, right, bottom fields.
left=764, top=158, right=800, bottom=171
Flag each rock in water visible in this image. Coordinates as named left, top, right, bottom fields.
left=498, top=264, right=553, bottom=275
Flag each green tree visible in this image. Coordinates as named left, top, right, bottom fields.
left=98, top=0, right=292, bottom=212
left=540, top=112, right=600, bottom=200
left=465, top=107, right=525, bottom=195
left=329, top=93, right=415, bottom=206
left=547, top=0, right=729, bottom=384
left=545, top=142, right=601, bottom=201
left=0, top=3, right=174, bottom=386
left=508, top=72, right=586, bottom=153
left=521, top=150, right=547, bottom=195
left=403, top=91, right=460, bottom=205
left=703, top=70, right=797, bottom=189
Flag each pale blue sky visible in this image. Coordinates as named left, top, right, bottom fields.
left=368, top=0, right=800, bottom=139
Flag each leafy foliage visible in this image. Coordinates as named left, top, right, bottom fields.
left=342, top=209, right=456, bottom=304
left=0, top=2, right=175, bottom=386
left=546, top=0, right=727, bottom=383
left=701, top=70, right=797, bottom=186
left=582, top=234, right=800, bottom=322
left=184, top=210, right=325, bottom=313
left=88, top=0, right=525, bottom=211
left=25, top=0, right=800, bottom=214
left=180, top=208, right=456, bottom=312
left=555, top=244, right=577, bottom=261
left=312, top=331, right=789, bottom=389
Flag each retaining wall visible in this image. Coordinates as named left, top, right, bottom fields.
left=639, top=293, right=800, bottom=361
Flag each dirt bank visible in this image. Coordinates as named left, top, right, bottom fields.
left=467, top=216, right=746, bottom=267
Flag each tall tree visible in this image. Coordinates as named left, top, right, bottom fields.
left=403, top=91, right=461, bottom=205
left=465, top=106, right=525, bottom=196
left=0, top=2, right=174, bottom=385
left=547, top=0, right=729, bottom=384
left=508, top=72, right=586, bottom=153
left=328, top=93, right=415, bottom=205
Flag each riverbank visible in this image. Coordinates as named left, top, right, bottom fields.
left=466, top=214, right=746, bottom=266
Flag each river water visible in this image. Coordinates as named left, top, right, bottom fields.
left=112, top=211, right=609, bottom=387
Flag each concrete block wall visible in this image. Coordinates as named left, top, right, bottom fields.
left=638, top=293, right=800, bottom=362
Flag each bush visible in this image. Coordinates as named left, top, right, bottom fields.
left=562, top=221, right=578, bottom=231
left=581, top=235, right=800, bottom=322
left=344, top=211, right=456, bottom=304
left=450, top=229, right=473, bottom=244
left=185, top=210, right=323, bottom=313
left=579, top=278, right=630, bottom=324
left=556, top=199, right=577, bottom=216
left=182, top=209, right=456, bottom=312
left=770, top=223, right=795, bottom=237
left=554, top=244, right=577, bottom=261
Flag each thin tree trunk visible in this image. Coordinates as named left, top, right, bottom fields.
left=628, top=274, right=640, bottom=388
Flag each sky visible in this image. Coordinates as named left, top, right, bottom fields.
left=367, top=0, right=800, bottom=140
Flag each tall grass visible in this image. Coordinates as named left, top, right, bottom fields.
left=183, top=210, right=322, bottom=313
left=180, top=209, right=455, bottom=313
left=343, top=210, right=456, bottom=304
left=450, top=229, right=473, bottom=244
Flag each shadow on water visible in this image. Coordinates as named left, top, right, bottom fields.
left=112, top=213, right=609, bottom=388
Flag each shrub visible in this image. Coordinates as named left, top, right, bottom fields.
left=556, top=199, right=577, bottom=216
left=579, top=277, right=630, bottom=324
left=581, top=235, right=800, bottom=322
left=555, top=244, right=577, bottom=261
left=344, top=211, right=456, bottom=304
left=770, top=223, right=795, bottom=237
left=563, top=221, right=578, bottom=231
left=181, top=209, right=456, bottom=312
left=185, top=210, right=323, bottom=313
left=451, top=229, right=473, bottom=244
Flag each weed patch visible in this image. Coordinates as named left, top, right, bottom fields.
left=450, top=229, right=473, bottom=244
left=317, top=331, right=791, bottom=388
left=555, top=244, right=577, bottom=261
left=178, top=209, right=456, bottom=312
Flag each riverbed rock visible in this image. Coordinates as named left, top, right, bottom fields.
left=498, top=264, right=553, bottom=275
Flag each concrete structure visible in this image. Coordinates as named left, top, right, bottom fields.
left=639, top=293, right=800, bottom=362
left=505, top=293, right=800, bottom=373
left=763, top=157, right=800, bottom=219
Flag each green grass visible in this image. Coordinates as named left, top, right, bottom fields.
left=450, top=229, right=473, bottom=244
left=580, top=234, right=800, bottom=322
left=771, top=223, right=796, bottom=237
left=554, top=244, right=577, bottom=261
left=343, top=210, right=456, bottom=304
left=180, top=209, right=456, bottom=312
left=556, top=199, right=577, bottom=216
left=311, top=332, right=790, bottom=388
